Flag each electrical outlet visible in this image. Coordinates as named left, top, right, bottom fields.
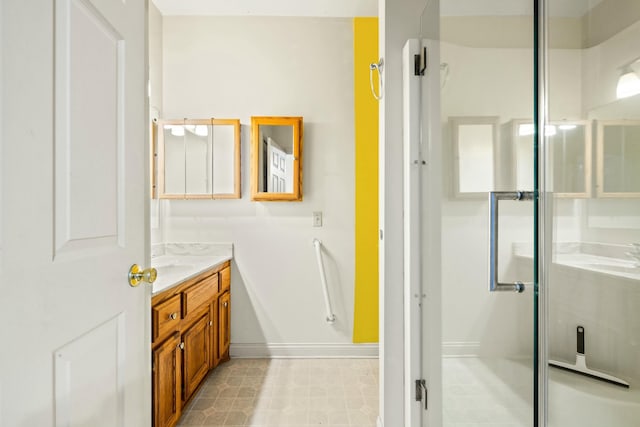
left=313, top=211, right=323, bottom=227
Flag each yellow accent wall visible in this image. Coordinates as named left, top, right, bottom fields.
left=353, top=17, right=379, bottom=343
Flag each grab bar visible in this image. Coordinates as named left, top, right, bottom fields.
left=489, top=191, right=534, bottom=293
left=312, top=239, right=336, bottom=323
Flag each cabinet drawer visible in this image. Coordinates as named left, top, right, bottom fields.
left=182, top=274, right=217, bottom=320
left=153, top=294, right=182, bottom=343
left=219, top=265, right=230, bottom=293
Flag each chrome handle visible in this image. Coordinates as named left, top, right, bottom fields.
left=489, top=191, right=534, bottom=293
left=128, top=264, right=158, bottom=287
left=169, top=313, right=178, bottom=320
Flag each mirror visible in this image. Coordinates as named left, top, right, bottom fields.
left=155, top=118, right=241, bottom=199
left=451, top=116, right=498, bottom=197
left=251, top=116, right=303, bottom=201
left=512, top=120, right=591, bottom=197
left=596, top=120, right=640, bottom=197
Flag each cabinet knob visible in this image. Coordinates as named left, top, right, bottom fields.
left=169, top=312, right=178, bottom=320
left=224, top=302, right=228, bottom=307
left=209, top=321, right=213, bottom=326
left=179, top=342, right=184, bottom=350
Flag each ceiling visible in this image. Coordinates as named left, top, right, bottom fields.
left=152, top=0, right=377, bottom=17
left=152, top=0, right=604, bottom=18
left=442, top=0, right=604, bottom=18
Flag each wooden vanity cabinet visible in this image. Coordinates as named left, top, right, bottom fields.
left=151, top=261, right=231, bottom=427
left=182, top=310, right=210, bottom=402
left=153, top=332, right=181, bottom=427
left=218, top=291, right=231, bottom=361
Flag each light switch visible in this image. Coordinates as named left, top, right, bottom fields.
left=313, top=211, right=323, bottom=227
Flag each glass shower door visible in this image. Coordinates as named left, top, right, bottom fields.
left=545, top=1, right=640, bottom=425
left=418, top=0, right=539, bottom=425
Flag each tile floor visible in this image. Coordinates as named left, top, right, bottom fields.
left=177, top=358, right=379, bottom=427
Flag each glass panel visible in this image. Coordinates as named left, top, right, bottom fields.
left=547, top=1, right=640, bottom=426
left=435, top=1, right=535, bottom=425
left=211, top=124, right=236, bottom=194
left=185, top=124, right=212, bottom=195
left=163, top=124, right=186, bottom=194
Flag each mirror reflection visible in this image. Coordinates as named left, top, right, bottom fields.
left=251, top=116, right=303, bottom=201
left=156, top=118, right=240, bottom=199
left=513, top=120, right=591, bottom=197
left=597, top=120, right=640, bottom=196
left=259, top=125, right=294, bottom=193
left=451, top=116, right=498, bottom=196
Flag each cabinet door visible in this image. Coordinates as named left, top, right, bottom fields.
left=182, top=312, right=210, bottom=402
left=218, top=291, right=231, bottom=361
left=153, top=333, right=182, bottom=427
left=208, top=298, right=219, bottom=370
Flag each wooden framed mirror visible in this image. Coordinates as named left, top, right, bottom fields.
left=155, top=118, right=241, bottom=199
left=250, top=116, right=303, bottom=201
left=512, top=119, right=591, bottom=198
left=451, top=116, right=499, bottom=198
left=596, top=120, right=640, bottom=198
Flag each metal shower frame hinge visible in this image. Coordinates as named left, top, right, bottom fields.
left=414, top=47, right=427, bottom=76
left=415, top=379, right=428, bottom=410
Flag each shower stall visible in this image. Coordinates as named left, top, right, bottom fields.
left=403, top=0, right=640, bottom=425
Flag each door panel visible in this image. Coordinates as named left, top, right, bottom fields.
left=416, top=1, right=536, bottom=426
left=0, top=0, right=148, bottom=425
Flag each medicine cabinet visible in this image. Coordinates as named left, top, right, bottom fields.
left=596, top=120, right=640, bottom=198
left=250, top=116, right=303, bottom=201
left=154, top=118, right=241, bottom=199
left=451, top=116, right=499, bottom=197
left=511, top=119, right=591, bottom=198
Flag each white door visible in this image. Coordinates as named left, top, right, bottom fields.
left=1, top=0, right=149, bottom=426
left=267, top=137, right=290, bottom=193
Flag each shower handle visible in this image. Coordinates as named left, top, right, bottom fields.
left=489, top=191, right=534, bottom=293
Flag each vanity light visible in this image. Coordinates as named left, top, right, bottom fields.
left=616, top=69, right=640, bottom=99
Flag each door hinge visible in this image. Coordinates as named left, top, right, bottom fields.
left=415, top=379, right=427, bottom=410
left=414, top=47, right=427, bottom=76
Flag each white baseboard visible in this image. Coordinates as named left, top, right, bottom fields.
left=230, top=343, right=379, bottom=358
left=442, top=341, right=481, bottom=358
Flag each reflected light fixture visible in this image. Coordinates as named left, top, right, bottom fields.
left=170, top=126, right=185, bottom=137
left=616, top=59, right=640, bottom=99
left=517, top=124, right=556, bottom=136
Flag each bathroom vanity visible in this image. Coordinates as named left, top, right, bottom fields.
left=151, top=254, right=231, bottom=427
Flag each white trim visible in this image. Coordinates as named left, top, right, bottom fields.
left=230, top=343, right=379, bottom=358
left=402, top=39, right=423, bottom=427
left=442, top=342, right=481, bottom=358
left=377, top=415, right=384, bottom=427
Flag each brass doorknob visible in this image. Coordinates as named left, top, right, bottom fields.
left=128, top=264, right=158, bottom=287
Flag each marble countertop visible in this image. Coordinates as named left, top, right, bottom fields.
left=151, top=242, right=233, bottom=295
left=514, top=242, right=640, bottom=281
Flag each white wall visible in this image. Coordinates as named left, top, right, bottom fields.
left=160, top=17, right=361, bottom=354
